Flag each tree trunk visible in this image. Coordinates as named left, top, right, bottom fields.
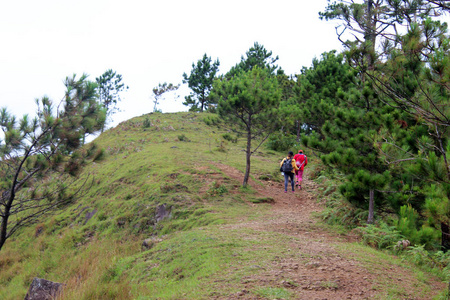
left=441, top=222, right=450, bottom=252
left=200, top=91, right=205, bottom=112
left=243, top=127, right=252, bottom=187
left=0, top=186, right=15, bottom=251
left=0, top=216, right=7, bottom=251
left=367, top=189, right=375, bottom=224
left=296, top=120, right=301, bottom=142
left=365, top=0, right=376, bottom=69
left=0, top=204, right=11, bottom=251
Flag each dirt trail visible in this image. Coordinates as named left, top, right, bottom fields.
left=213, top=163, right=445, bottom=300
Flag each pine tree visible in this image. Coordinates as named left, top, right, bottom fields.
left=182, top=54, right=220, bottom=112
left=152, top=82, right=179, bottom=113
left=95, top=69, right=128, bottom=131
left=0, top=74, right=105, bottom=251
left=370, top=16, right=450, bottom=248
left=213, top=67, right=281, bottom=187
left=320, top=0, right=450, bottom=241
left=296, top=51, right=393, bottom=224
left=226, top=42, right=279, bottom=78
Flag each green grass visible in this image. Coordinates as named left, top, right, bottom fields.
left=248, top=196, right=275, bottom=204
left=255, top=287, right=293, bottom=299
left=0, top=112, right=447, bottom=299
left=0, top=112, right=289, bottom=299
left=334, top=242, right=444, bottom=300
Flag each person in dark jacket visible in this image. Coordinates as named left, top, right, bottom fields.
left=280, top=151, right=299, bottom=193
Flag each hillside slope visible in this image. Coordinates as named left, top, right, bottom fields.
left=0, top=112, right=446, bottom=299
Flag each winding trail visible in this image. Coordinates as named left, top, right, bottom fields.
left=211, top=163, right=445, bottom=300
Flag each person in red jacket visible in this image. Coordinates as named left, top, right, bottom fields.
left=293, top=150, right=308, bottom=189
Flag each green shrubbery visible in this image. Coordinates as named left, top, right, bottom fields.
left=315, top=167, right=440, bottom=251
left=406, top=245, right=450, bottom=281
left=202, top=115, right=221, bottom=126
left=359, top=222, right=403, bottom=249
left=222, top=133, right=238, bottom=143
left=208, top=181, right=228, bottom=196
left=266, top=132, right=297, bottom=152
left=178, top=134, right=190, bottom=142
left=396, top=205, right=439, bottom=249
left=142, top=117, right=151, bottom=128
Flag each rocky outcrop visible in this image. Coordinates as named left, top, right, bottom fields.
left=142, top=237, right=163, bottom=250
left=155, top=203, right=171, bottom=223
left=24, top=278, right=64, bottom=300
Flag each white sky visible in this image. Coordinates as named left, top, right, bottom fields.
left=0, top=0, right=342, bottom=128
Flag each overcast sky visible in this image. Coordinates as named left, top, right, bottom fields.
left=0, top=0, right=342, bottom=128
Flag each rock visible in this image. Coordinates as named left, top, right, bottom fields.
left=84, top=209, right=97, bottom=225
left=395, top=239, right=411, bottom=250
left=24, top=278, right=64, bottom=300
left=155, top=204, right=171, bottom=223
left=142, top=237, right=163, bottom=250
left=34, top=225, right=44, bottom=238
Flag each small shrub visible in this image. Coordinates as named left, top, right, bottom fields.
left=97, top=212, right=107, bottom=221
left=142, top=117, right=151, bottom=128
left=222, top=133, right=237, bottom=143
left=208, top=181, right=228, bottom=196
left=258, top=174, right=273, bottom=181
left=359, top=222, right=404, bottom=249
left=396, top=204, right=439, bottom=249
left=178, top=134, right=190, bottom=142
left=266, top=132, right=297, bottom=152
left=216, top=140, right=227, bottom=152
left=406, top=245, right=437, bottom=269
left=203, top=115, right=221, bottom=126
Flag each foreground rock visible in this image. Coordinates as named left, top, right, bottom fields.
left=24, top=278, right=63, bottom=300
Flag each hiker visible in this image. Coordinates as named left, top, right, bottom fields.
left=293, top=149, right=308, bottom=189
left=280, top=151, right=299, bottom=193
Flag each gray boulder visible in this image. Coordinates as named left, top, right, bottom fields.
left=24, top=278, right=64, bottom=300
left=155, top=203, right=171, bottom=223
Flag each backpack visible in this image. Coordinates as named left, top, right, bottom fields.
left=281, top=158, right=293, bottom=173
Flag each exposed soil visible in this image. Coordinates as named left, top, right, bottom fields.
left=208, top=163, right=446, bottom=300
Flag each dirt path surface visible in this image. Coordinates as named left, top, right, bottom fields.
left=212, top=163, right=446, bottom=300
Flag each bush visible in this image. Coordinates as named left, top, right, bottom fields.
left=203, top=115, right=221, bottom=126
left=208, top=181, right=228, bottom=196
left=222, top=133, right=237, bottom=143
left=216, top=140, right=227, bottom=152
left=266, top=132, right=297, bottom=152
left=178, top=134, right=190, bottom=142
left=142, top=117, right=151, bottom=128
left=359, top=222, right=404, bottom=249
left=396, top=204, right=439, bottom=249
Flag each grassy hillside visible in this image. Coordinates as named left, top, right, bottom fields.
left=0, top=112, right=447, bottom=299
